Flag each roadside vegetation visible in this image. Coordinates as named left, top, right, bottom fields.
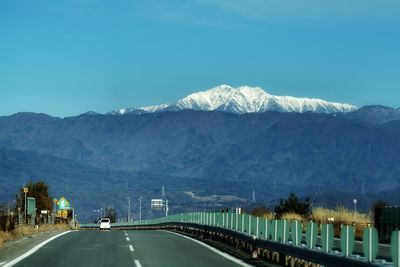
left=0, top=181, right=74, bottom=248
left=250, top=192, right=373, bottom=238
left=0, top=224, right=71, bottom=248
left=312, top=206, right=372, bottom=225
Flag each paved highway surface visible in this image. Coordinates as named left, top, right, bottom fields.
left=10, top=230, right=252, bottom=267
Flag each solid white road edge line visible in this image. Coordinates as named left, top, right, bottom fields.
left=0, top=262, right=7, bottom=266
left=3, top=231, right=74, bottom=267
left=134, top=259, right=142, bottom=267
left=160, top=230, right=253, bottom=267
left=129, top=244, right=134, bottom=252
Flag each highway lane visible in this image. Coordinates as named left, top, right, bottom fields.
left=12, top=230, right=252, bottom=267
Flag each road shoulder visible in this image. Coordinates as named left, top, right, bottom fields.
left=0, top=230, right=68, bottom=265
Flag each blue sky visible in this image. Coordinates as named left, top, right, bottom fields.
left=1, top=0, right=399, bottom=117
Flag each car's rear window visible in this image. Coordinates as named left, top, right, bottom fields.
left=100, top=219, right=110, bottom=223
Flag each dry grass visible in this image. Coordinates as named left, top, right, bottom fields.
left=0, top=231, right=12, bottom=248
left=280, top=212, right=304, bottom=221
left=312, top=206, right=372, bottom=238
left=312, top=206, right=372, bottom=225
left=0, top=224, right=71, bottom=248
left=259, top=213, right=275, bottom=220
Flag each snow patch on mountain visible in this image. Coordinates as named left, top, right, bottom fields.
left=110, top=85, right=357, bottom=115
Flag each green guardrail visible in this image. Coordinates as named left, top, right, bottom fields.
left=82, top=211, right=400, bottom=267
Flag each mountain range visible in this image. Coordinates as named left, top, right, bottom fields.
left=109, top=85, right=357, bottom=115
left=1, top=85, right=400, bottom=221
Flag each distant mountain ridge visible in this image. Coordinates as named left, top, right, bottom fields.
left=345, top=105, right=400, bottom=124
left=109, top=85, right=357, bottom=115
left=1, top=110, right=400, bottom=192
left=2, top=109, right=400, bottom=220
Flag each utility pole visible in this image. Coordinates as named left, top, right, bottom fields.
left=126, top=197, right=131, bottom=222
left=162, top=185, right=165, bottom=198
left=139, top=197, right=142, bottom=223
left=252, top=190, right=256, bottom=203
left=165, top=200, right=169, bottom=217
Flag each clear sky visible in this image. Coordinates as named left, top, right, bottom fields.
left=1, top=0, right=399, bottom=117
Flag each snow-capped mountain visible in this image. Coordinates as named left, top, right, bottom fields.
left=110, top=85, right=357, bottom=115
left=109, top=104, right=170, bottom=115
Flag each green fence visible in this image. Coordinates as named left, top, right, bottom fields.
left=82, top=211, right=400, bottom=267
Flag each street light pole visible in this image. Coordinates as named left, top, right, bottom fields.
left=353, top=199, right=357, bottom=220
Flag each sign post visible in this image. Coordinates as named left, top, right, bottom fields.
left=23, top=187, right=28, bottom=223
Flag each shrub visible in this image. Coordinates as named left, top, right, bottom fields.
left=275, top=192, right=311, bottom=219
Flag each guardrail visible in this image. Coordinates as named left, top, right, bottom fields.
left=81, top=212, right=400, bottom=267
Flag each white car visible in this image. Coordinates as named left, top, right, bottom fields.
left=99, top=218, right=111, bottom=230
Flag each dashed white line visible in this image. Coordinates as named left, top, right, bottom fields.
left=134, top=259, right=142, bottom=267
left=129, top=244, right=134, bottom=252
left=3, top=231, right=74, bottom=267
left=125, top=233, right=128, bottom=236
left=160, top=230, right=253, bottom=267
left=126, top=237, right=130, bottom=241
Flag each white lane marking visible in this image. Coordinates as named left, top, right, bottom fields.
left=126, top=237, right=130, bottom=241
left=129, top=244, right=134, bottom=252
left=160, top=230, right=253, bottom=267
left=134, top=259, right=142, bottom=267
left=125, top=233, right=128, bottom=236
left=0, top=262, right=7, bottom=266
left=3, top=231, right=74, bottom=267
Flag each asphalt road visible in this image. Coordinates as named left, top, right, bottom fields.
left=11, top=230, right=252, bottom=267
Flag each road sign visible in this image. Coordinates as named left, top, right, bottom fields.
left=57, top=197, right=70, bottom=210
left=23, top=187, right=28, bottom=193
left=27, top=197, right=36, bottom=216
left=363, top=227, right=378, bottom=262
left=151, top=199, right=164, bottom=209
left=57, top=209, right=69, bottom=219
left=341, top=225, right=355, bottom=257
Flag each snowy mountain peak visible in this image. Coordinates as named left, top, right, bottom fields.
left=110, top=85, right=357, bottom=115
